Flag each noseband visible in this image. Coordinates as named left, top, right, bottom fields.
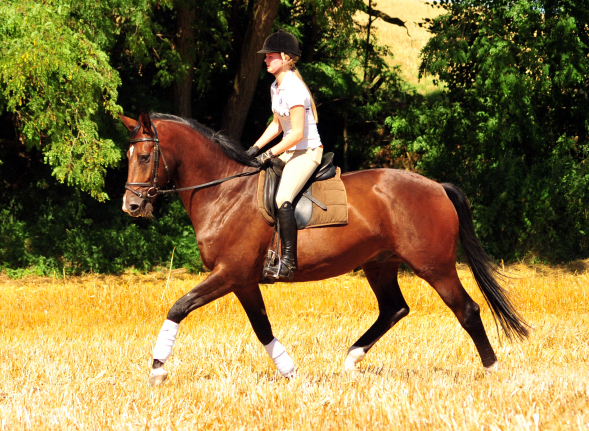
left=125, top=119, right=171, bottom=199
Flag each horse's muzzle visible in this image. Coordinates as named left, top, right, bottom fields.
left=123, top=191, right=154, bottom=218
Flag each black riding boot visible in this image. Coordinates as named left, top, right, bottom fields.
left=277, top=201, right=297, bottom=279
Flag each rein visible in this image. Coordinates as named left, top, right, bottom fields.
left=157, top=170, right=261, bottom=194
left=125, top=119, right=260, bottom=199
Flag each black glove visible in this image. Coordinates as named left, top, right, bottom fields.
left=245, top=146, right=259, bottom=159
left=255, top=150, right=274, bottom=167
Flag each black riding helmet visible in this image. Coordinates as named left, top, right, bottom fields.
left=257, top=29, right=301, bottom=58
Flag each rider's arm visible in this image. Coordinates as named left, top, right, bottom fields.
left=253, top=115, right=282, bottom=151
left=268, top=105, right=304, bottom=156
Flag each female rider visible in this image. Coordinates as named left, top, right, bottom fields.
left=246, top=29, right=323, bottom=280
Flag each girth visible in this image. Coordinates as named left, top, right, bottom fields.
left=262, top=152, right=336, bottom=229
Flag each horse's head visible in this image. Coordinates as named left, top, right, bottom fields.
left=120, top=112, right=170, bottom=217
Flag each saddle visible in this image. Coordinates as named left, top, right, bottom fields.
left=257, top=152, right=348, bottom=229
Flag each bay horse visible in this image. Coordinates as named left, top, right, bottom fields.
left=120, top=112, right=528, bottom=386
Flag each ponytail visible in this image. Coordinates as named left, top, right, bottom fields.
left=281, top=53, right=319, bottom=123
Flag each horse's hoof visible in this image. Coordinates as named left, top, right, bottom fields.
left=283, top=369, right=296, bottom=379
left=344, top=358, right=358, bottom=370
left=344, top=346, right=365, bottom=370
left=484, top=362, right=499, bottom=374
left=149, top=367, right=168, bottom=386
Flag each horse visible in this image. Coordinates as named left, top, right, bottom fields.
left=120, top=111, right=529, bottom=386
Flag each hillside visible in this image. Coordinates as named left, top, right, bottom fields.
left=360, top=0, right=446, bottom=94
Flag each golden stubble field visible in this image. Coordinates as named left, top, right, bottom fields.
left=1, top=263, right=588, bottom=430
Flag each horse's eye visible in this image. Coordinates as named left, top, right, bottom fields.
left=139, top=154, right=150, bottom=163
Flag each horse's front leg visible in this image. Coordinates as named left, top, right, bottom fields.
left=150, top=267, right=235, bottom=386
left=234, top=285, right=296, bottom=378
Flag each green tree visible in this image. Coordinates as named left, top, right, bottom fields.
left=387, top=0, right=589, bottom=260
left=0, top=0, right=202, bottom=276
left=0, top=0, right=187, bottom=200
left=0, top=1, right=123, bottom=200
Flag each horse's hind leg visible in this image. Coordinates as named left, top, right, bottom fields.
left=424, top=270, right=497, bottom=368
left=345, top=260, right=409, bottom=370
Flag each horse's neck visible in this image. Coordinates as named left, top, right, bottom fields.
left=173, top=133, right=248, bottom=189
left=171, top=130, right=253, bottom=228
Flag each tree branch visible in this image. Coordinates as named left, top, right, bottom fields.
left=363, top=6, right=410, bottom=36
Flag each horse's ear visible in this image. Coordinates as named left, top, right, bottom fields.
left=138, top=111, right=153, bottom=135
left=119, top=114, right=138, bottom=132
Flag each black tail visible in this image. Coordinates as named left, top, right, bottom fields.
left=442, top=183, right=530, bottom=341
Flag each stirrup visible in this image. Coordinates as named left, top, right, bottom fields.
left=260, top=250, right=295, bottom=282
left=260, top=250, right=281, bottom=283
left=278, top=259, right=295, bottom=280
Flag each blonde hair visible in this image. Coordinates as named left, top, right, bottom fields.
left=281, top=53, right=319, bottom=123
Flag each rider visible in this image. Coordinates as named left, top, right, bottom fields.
left=245, top=29, right=323, bottom=280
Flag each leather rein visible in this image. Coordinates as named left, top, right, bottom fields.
left=125, top=119, right=260, bottom=199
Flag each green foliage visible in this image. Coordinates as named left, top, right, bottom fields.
left=0, top=0, right=212, bottom=276
left=189, top=1, right=233, bottom=94
left=0, top=1, right=125, bottom=200
left=0, top=151, right=203, bottom=277
left=388, top=0, right=589, bottom=260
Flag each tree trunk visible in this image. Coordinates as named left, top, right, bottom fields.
left=221, top=0, right=280, bottom=142
left=173, top=3, right=196, bottom=118
left=303, top=14, right=320, bottom=63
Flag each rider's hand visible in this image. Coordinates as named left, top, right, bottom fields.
left=245, top=146, right=259, bottom=159
left=255, top=150, right=274, bottom=167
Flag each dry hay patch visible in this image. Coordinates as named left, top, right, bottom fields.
left=1, top=266, right=588, bottom=429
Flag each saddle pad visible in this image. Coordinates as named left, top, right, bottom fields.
left=257, top=167, right=348, bottom=229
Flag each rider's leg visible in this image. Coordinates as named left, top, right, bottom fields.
left=272, top=146, right=322, bottom=279
left=275, top=201, right=297, bottom=278
left=275, top=146, right=323, bottom=206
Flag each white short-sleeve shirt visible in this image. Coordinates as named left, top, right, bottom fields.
left=270, top=70, right=322, bottom=151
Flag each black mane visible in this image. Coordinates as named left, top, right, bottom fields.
left=149, top=113, right=259, bottom=168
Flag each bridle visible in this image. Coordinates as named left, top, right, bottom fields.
left=125, top=118, right=260, bottom=200
left=125, top=119, right=170, bottom=199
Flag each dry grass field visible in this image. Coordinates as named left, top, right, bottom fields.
left=359, top=0, right=446, bottom=94
left=1, top=263, right=588, bottom=430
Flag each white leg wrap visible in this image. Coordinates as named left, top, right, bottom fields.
left=264, top=338, right=295, bottom=378
left=152, top=319, right=179, bottom=363
left=344, top=346, right=365, bottom=370
left=485, top=362, right=499, bottom=373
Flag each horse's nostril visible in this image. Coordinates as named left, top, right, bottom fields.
left=129, top=204, right=140, bottom=212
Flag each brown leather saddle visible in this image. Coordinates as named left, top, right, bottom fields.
left=262, top=152, right=336, bottom=229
